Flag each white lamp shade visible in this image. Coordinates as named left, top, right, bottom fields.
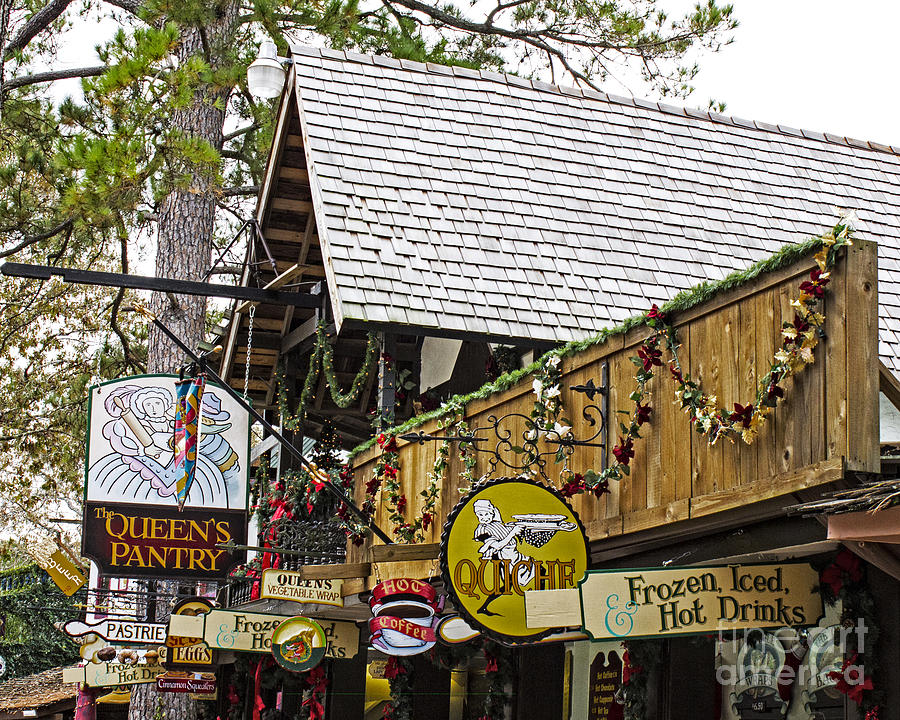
left=248, top=40, right=286, bottom=99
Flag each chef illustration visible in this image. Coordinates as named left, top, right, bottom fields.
left=472, top=498, right=576, bottom=616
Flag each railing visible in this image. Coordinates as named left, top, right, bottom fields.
left=0, top=566, right=46, bottom=595
left=222, top=520, right=347, bottom=607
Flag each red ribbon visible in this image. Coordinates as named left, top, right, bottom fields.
left=252, top=659, right=266, bottom=720
left=302, top=666, right=328, bottom=720
left=261, top=499, right=295, bottom=571
left=370, top=578, right=439, bottom=608
left=369, top=615, right=437, bottom=643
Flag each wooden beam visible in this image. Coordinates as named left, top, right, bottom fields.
left=271, top=197, right=313, bottom=214
left=370, top=543, right=440, bottom=563
left=880, top=361, right=900, bottom=411
left=263, top=262, right=316, bottom=291
left=250, top=434, right=280, bottom=462
left=689, top=456, right=844, bottom=518
left=281, top=313, right=319, bottom=354
left=279, top=166, right=309, bottom=184
left=279, top=562, right=371, bottom=580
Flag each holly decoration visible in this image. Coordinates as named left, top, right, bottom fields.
left=383, top=656, right=414, bottom=720
left=479, top=642, right=515, bottom=720
left=814, top=550, right=883, bottom=713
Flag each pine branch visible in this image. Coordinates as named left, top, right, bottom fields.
left=223, top=123, right=259, bottom=142
left=221, top=185, right=260, bottom=197
left=2, top=0, right=74, bottom=60
left=102, top=0, right=144, bottom=13
left=0, top=219, right=73, bottom=259
left=1, top=65, right=107, bottom=92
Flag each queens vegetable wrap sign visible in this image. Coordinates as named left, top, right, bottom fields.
left=260, top=570, right=343, bottom=606
left=82, top=375, right=249, bottom=579
left=525, top=563, right=823, bottom=640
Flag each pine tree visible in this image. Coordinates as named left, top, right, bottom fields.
left=0, top=0, right=736, bottom=716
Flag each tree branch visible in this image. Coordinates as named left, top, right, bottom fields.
left=221, top=185, right=260, bottom=197
left=111, top=216, right=145, bottom=374
left=223, top=122, right=259, bottom=142
left=102, top=0, right=144, bottom=13
left=1, top=65, right=107, bottom=92
left=2, top=0, right=74, bottom=60
left=0, top=218, right=73, bottom=259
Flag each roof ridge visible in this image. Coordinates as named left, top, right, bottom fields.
left=288, top=43, right=900, bottom=157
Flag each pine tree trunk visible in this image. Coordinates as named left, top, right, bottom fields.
left=146, top=3, right=238, bottom=373
left=132, top=3, right=239, bottom=719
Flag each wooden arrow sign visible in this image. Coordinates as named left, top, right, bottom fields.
left=63, top=618, right=168, bottom=645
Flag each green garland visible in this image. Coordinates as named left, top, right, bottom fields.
left=479, top=641, right=515, bottom=720
left=573, top=222, right=852, bottom=497
left=618, top=639, right=664, bottom=720
left=276, top=322, right=379, bottom=430
left=384, top=656, right=415, bottom=720
left=349, top=225, right=849, bottom=461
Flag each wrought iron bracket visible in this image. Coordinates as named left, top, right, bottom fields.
left=400, top=362, right=609, bottom=479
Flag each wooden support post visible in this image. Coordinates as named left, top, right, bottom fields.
left=378, top=333, right=396, bottom=429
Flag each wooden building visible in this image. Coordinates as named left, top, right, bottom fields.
left=215, top=46, right=900, bottom=720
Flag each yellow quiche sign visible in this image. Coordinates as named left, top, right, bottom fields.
left=440, top=477, right=588, bottom=643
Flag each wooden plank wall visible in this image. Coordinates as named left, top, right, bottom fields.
left=349, top=242, right=879, bottom=578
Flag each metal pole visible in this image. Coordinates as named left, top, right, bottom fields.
left=133, top=306, right=394, bottom=545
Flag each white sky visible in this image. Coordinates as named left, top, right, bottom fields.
left=49, top=0, right=900, bottom=148
left=665, top=0, right=900, bottom=147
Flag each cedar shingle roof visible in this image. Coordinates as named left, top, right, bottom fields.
left=0, top=667, right=76, bottom=713
left=288, top=45, right=900, bottom=371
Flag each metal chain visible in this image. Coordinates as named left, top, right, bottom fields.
left=243, top=305, right=256, bottom=399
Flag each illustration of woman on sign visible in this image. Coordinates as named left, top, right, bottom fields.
left=472, top=498, right=576, bottom=616
left=87, top=382, right=242, bottom=509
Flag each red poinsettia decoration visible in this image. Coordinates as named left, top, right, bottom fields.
left=635, top=402, right=652, bottom=426
left=377, top=433, right=399, bottom=453
left=820, top=549, right=862, bottom=595
left=621, top=646, right=643, bottom=686
left=827, top=654, right=873, bottom=704
left=613, top=436, right=635, bottom=465
left=589, top=478, right=610, bottom=498
left=560, top=473, right=585, bottom=498
left=637, top=343, right=663, bottom=372
left=800, top=268, right=830, bottom=298
left=729, top=403, right=754, bottom=428
left=484, top=650, right=499, bottom=674
left=303, top=666, right=329, bottom=720
left=396, top=495, right=407, bottom=514
left=384, top=656, right=407, bottom=680
left=647, top=304, right=668, bottom=324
